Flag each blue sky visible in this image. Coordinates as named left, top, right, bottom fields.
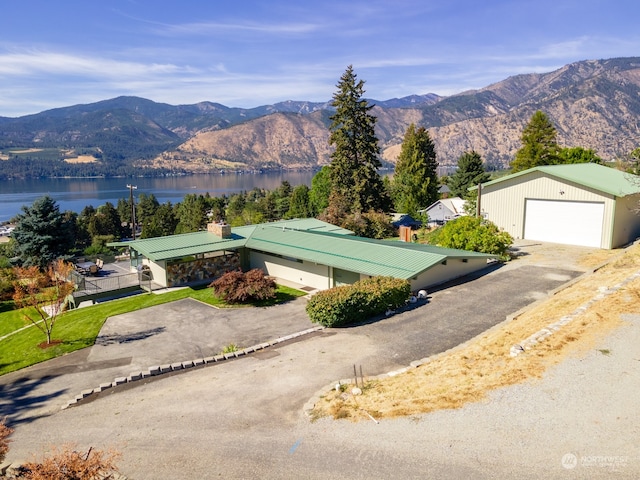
left=0, top=0, right=638, bottom=117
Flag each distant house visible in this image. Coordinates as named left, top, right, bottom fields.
left=476, top=163, right=640, bottom=249
left=111, top=218, right=496, bottom=292
left=420, top=197, right=467, bottom=225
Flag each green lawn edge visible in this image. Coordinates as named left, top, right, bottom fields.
left=0, top=285, right=305, bottom=377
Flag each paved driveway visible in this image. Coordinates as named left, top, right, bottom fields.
left=0, top=257, right=589, bottom=478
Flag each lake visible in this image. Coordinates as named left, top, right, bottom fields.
left=0, top=171, right=319, bottom=223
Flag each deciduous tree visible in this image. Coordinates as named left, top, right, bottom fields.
left=12, top=259, right=75, bottom=346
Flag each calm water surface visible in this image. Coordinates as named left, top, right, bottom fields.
left=0, top=171, right=317, bottom=223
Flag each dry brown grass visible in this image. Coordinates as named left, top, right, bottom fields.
left=64, top=154, right=98, bottom=164
left=312, top=243, right=640, bottom=422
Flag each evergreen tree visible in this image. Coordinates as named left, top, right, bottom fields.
left=286, top=184, right=312, bottom=219
left=391, top=124, right=439, bottom=215
left=142, top=202, right=178, bottom=238
left=175, top=194, right=208, bottom=233
left=448, top=150, right=491, bottom=198
left=510, top=110, right=560, bottom=172
left=88, top=202, right=122, bottom=239
left=328, top=65, right=389, bottom=215
left=11, top=195, right=75, bottom=268
left=136, top=193, right=160, bottom=234
left=309, top=166, right=332, bottom=216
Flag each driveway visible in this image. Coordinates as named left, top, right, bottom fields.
left=1, top=244, right=598, bottom=478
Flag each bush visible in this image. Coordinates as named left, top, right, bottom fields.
left=429, top=216, right=513, bottom=258
left=0, top=417, right=13, bottom=464
left=210, top=268, right=276, bottom=304
left=306, top=276, right=411, bottom=327
left=19, top=444, right=121, bottom=480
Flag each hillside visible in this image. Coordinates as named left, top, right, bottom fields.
left=0, top=57, right=639, bottom=178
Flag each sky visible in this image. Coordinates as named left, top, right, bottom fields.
left=0, top=0, right=638, bottom=117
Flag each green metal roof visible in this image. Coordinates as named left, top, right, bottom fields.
left=111, top=217, right=494, bottom=278
left=113, top=231, right=248, bottom=262
left=479, top=163, right=640, bottom=197
left=246, top=228, right=495, bottom=279
left=109, top=218, right=352, bottom=262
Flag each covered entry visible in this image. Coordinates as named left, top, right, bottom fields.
left=524, top=199, right=605, bottom=247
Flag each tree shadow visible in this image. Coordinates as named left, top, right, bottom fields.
left=0, top=374, right=68, bottom=426
left=94, top=326, right=166, bottom=346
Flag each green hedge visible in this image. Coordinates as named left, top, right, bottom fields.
left=306, top=276, right=411, bottom=327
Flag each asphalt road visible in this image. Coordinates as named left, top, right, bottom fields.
left=0, top=260, right=588, bottom=479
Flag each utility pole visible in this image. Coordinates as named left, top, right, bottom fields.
left=127, top=184, right=137, bottom=239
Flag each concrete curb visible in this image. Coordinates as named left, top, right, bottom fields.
left=63, top=326, right=324, bottom=409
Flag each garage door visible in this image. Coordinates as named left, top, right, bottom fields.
left=524, top=199, right=605, bottom=248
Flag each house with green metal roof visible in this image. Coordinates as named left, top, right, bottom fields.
left=476, top=163, right=640, bottom=249
left=112, top=218, right=496, bottom=291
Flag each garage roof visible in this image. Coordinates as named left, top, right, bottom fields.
left=479, top=163, right=640, bottom=197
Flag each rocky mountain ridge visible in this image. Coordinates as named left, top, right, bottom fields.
left=1, top=57, right=639, bottom=177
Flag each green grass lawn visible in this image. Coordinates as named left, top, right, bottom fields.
left=0, top=284, right=305, bottom=376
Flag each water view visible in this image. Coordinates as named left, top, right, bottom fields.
left=0, top=171, right=317, bottom=223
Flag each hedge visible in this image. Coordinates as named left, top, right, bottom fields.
left=306, top=276, right=411, bottom=327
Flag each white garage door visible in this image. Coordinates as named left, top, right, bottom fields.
left=524, top=199, right=605, bottom=248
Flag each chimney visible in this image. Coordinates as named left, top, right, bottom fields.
left=207, top=222, right=231, bottom=239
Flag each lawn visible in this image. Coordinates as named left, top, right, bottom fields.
left=0, top=284, right=304, bottom=376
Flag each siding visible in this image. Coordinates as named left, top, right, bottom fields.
left=611, top=194, right=640, bottom=248
left=410, top=258, right=491, bottom=290
left=480, top=171, right=615, bottom=248
left=250, top=250, right=331, bottom=290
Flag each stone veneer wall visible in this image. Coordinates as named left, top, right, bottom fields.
left=166, top=252, right=240, bottom=287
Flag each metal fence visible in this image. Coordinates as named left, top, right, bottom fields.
left=73, top=271, right=141, bottom=301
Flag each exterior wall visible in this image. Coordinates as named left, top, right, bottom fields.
left=480, top=172, right=615, bottom=248
left=143, top=259, right=167, bottom=287
left=426, top=203, right=456, bottom=222
left=612, top=194, right=640, bottom=248
left=409, top=258, right=491, bottom=291
left=250, top=250, right=331, bottom=290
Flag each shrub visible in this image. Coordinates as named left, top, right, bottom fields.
left=429, top=216, right=513, bottom=258
left=0, top=417, right=13, bottom=464
left=210, top=268, right=276, bottom=304
left=19, top=444, right=121, bottom=480
left=306, top=276, right=411, bottom=327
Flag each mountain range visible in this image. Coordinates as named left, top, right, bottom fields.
left=1, top=57, right=639, bottom=178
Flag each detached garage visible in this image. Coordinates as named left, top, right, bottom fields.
left=478, top=163, right=640, bottom=249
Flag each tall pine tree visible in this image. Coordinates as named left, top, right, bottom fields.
left=328, top=65, right=389, bottom=215
left=510, top=110, right=560, bottom=172
left=448, top=150, right=490, bottom=198
left=391, top=124, right=439, bottom=215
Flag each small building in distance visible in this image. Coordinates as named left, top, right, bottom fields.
left=420, top=197, right=467, bottom=225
